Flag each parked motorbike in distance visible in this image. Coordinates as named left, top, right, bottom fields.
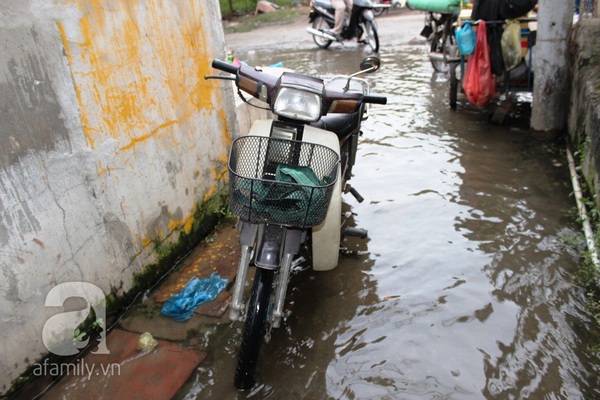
left=372, top=0, right=407, bottom=16
left=421, top=11, right=458, bottom=74
left=307, top=0, right=380, bottom=52
left=205, top=57, right=387, bottom=390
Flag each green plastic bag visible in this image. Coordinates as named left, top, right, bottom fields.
left=501, top=20, right=523, bottom=71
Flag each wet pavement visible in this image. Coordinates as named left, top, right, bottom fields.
left=33, top=222, right=241, bottom=400
left=19, top=8, right=600, bottom=400
left=184, top=9, right=600, bottom=400
left=42, top=329, right=204, bottom=400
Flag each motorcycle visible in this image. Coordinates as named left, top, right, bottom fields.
left=372, top=0, right=407, bottom=17
left=205, top=57, right=387, bottom=389
left=421, top=11, right=459, bottom=74
left=307, top=0, right=380, bottom=52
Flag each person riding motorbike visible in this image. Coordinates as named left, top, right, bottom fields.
left=308, top=0, right=380, bottom=51
left=327, top=0, right=353, bottom=41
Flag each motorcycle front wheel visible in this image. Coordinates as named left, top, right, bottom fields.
left=430, top=32, right=454, bottom=73
left=428, top=14, right=457, bottom=73
left=234, top=267, right=275, bottom=390
left=312, top=16, right=333, bottom=49
left=363, top=21, right=380, bottom=53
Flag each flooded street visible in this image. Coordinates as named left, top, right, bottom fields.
left=178, top=11, right=600, bottom=399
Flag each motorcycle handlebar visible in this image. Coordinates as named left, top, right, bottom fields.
left=209, top=58, right=387, bottom=110
left=211, top=59, right=239, bottom=75
left=363, top=95, right=387, bottom=105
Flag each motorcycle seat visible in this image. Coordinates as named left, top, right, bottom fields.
left=311, top=111, right=361, bottom=139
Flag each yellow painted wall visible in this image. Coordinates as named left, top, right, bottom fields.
left=0, top=0, right=237, bottom=392
left=58, top=1, right=225, bottom=150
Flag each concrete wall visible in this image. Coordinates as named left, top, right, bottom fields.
left=0, top=0, right=239, bottom=393
left=567, top=19, right=600, bottom=202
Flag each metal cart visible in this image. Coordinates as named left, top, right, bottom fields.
left=409, top=0, right=537, bottom=110
left=447, top=12, right=537, bottom=109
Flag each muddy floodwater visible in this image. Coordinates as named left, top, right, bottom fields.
left=177, top=14, right=600, bottom=400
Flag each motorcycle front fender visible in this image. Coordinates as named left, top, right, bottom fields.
left=254, top=224, right=285, bottom=269
left=309, top=9, right=335, bottom=24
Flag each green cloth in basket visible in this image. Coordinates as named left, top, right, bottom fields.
left=276, top=164, right=321, bottom=186
left=234, top=164, right=331, bottom=226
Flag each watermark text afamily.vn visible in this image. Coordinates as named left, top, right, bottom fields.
left=32, top=358, right=120, bottom=380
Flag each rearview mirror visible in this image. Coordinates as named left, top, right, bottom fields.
left=359, top=56, right=381, bottom=73
left=344, top=57, right=382, bottom=91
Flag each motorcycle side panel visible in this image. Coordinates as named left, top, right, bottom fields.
left=301, top=126, right=342, bottom=271
left=311, top=168, right=341, bottom=271
left=247, top=119, right=275, bottom=138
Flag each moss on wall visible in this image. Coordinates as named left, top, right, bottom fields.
left=3, top=188, right=231, bottom=399
left=567, top=18, right=600, bottom=328
left=109, top=189, right=230, bottom=318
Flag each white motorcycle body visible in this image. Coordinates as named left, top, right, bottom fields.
left=206, top=56, right=385, bottom=389
left=247, top=119, right=341, bottom=271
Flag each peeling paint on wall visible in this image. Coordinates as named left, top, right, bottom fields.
left=58, top=0, right=221, bottom=152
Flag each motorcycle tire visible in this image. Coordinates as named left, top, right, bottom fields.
left=363, top=21, right=380, bottom=53
left=429, top=31, right=455, bottom=73
left=312, top=16, right=333, bottom=49
left=428, top=15, right=456, bottom=74
left=234, top=267, right=275, bottom=390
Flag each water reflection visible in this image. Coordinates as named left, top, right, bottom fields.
left=181, top=40, right=600, bottom=399
left=443, top=89, right=600, bottom=397
left=257, top=222, right=379, bottom=399
left=329, top=44, right=598, bottom=399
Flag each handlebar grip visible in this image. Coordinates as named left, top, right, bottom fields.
left=211, top=59, right=239, bottom=75
left=364, top=95, right=387, bottom=105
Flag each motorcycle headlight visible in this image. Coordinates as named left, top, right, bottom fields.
left=273, top=87, right=322, bottom=122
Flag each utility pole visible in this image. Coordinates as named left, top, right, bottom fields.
left=531, top=0, right=575, bottom=137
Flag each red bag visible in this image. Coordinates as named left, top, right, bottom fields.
left=462, top=20, right=495, bottom=106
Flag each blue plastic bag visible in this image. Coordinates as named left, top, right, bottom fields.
left=161, top=272, right=228, bottom=322
left=455, top=21, right=476, bottom=56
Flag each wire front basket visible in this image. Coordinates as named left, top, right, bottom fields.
left=228, top=136, right=340, bottom=228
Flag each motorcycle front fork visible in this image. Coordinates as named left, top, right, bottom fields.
left=229, top=222, right=304, bottom=329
